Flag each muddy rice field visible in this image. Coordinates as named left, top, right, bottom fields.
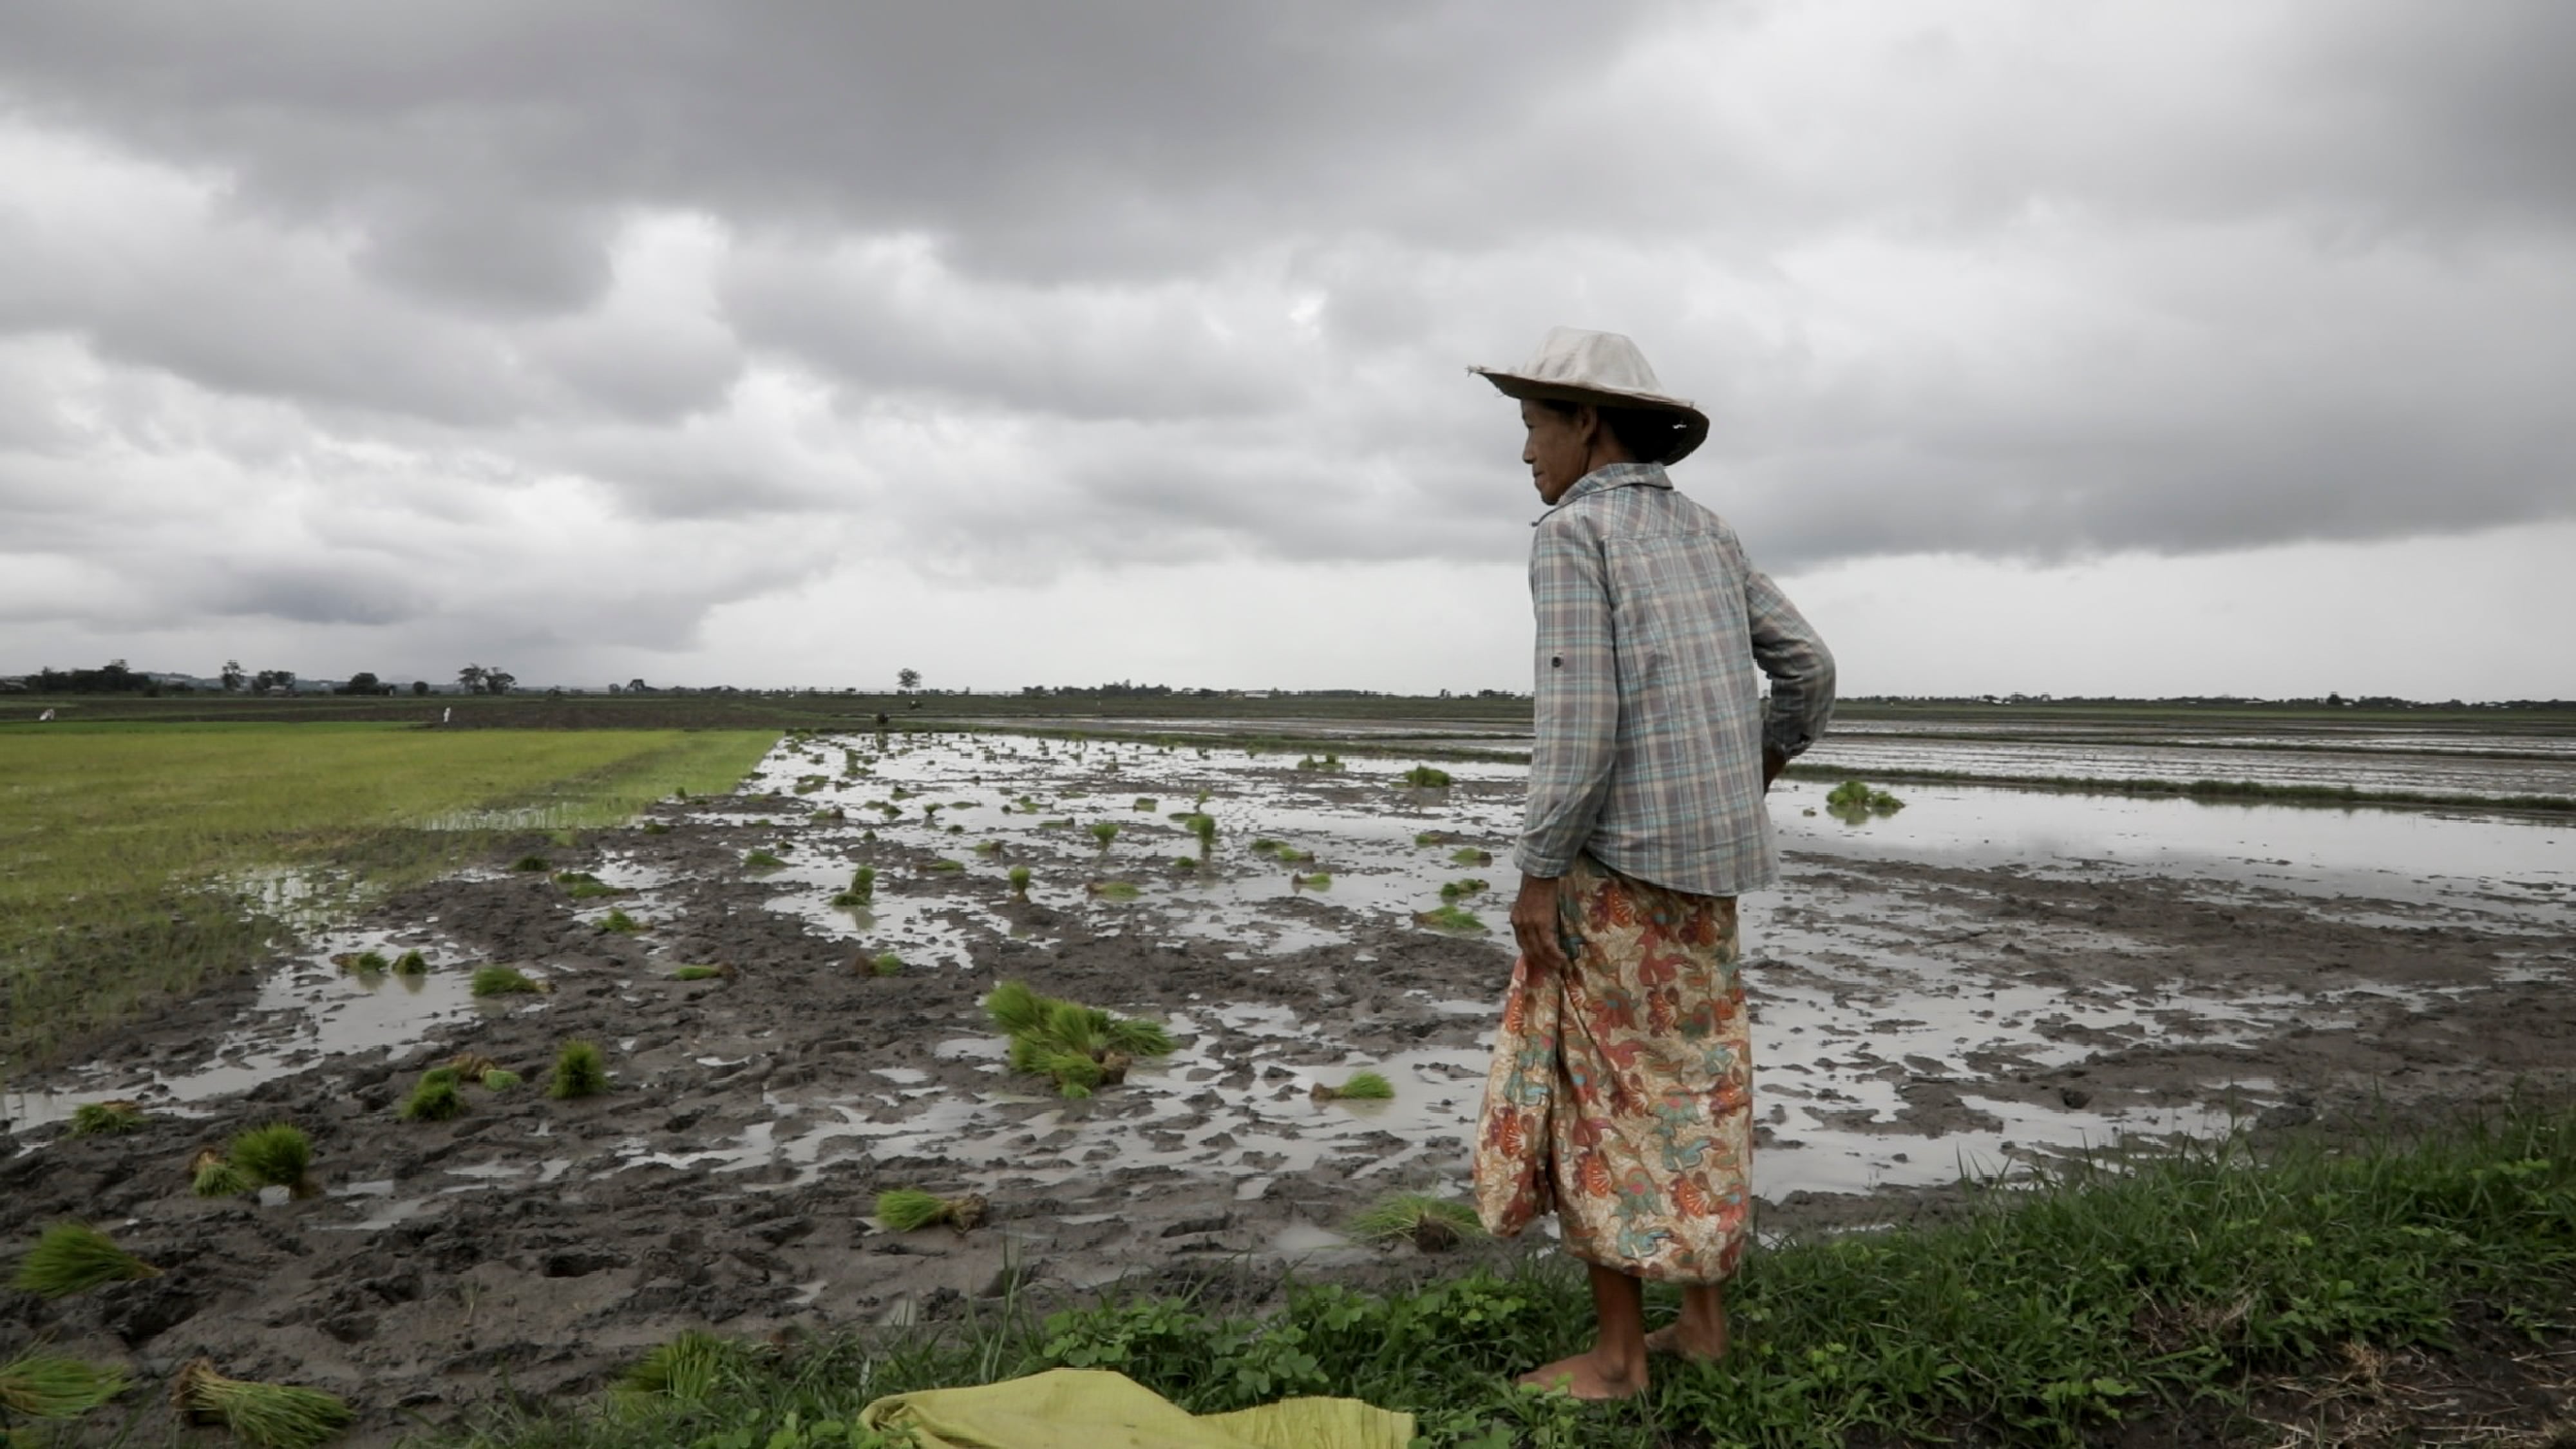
left=6, top=728, right=2573, bottom=1443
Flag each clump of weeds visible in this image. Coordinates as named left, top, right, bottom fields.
left=398, top=1067, right=467, bottom=1122
left=68, top=1099, right=146, bottom=1135
left=1089, top=820, right=1120, bottom=849
left=1414, top=904, right=1487, bottom=933
left=1008, top=864, right=1033, bottom=898
left=471, top=965, right=545, bottom=997
left=12, top=1222, right=159, bottom=1297
left=1450, top=846, right=1495, bottom=866
left=1439, top=877, right=1490, bottom=902
left=598, top=907, right=645, bottom=933
left=875, top=1188, right=989, bottom=1233
left=1402, top=764, right=1454, bottom=788
left=984, top=980, right=1174, bottom=1098
left=172, top=1357, right=355, bottom=1449
left=1312, top=1070, right=1396, bottom=1103
left=392, top=949, right=428, bottom=976
left=1348, top=1193, right=1485, bottom=1252
left=1826, top=779, right=1907, bottom=822
left=0, top=1345, right=128, bottom=1426
left=229, top=1122, right=319, bottom=1198
left=512, top=855, right=550, bottom=873
left=549, top=1039, right=609, bottom=1099
left=670, top=963, right=729, bottom=982
left=189, top=1148, right=251, bottom=1198
left=743, top=848, right=786, bottom=871
left=1085, top=879, right=1141, bottom=901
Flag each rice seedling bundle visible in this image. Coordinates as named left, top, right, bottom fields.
left=1088, top=820, right=1119, bottom=848
left=480, top=1068, right=522, bottom=1092
left=68, top=1099, right=147, bottom=1135
left=470, top=965, right=543, bottom=997
left=868, top=952, right=903, bottom=976
left=1293, top=871, right=1332, bottom=890
left=512, top=855, right=551, bottom=872
left=171, top=1358, right=355, bottom=1449
left=1402, top=764, right=1454, bottom=788
left=1414, top=904, right=1488, bottom=933
left=1312, top=1070, right=1396, bottom=1102
left=12, top=1222, right=160, bottom=1297
left=397, top=1068, right=466, bottom=1122
left=1347, top=1193, right=1485, bottom=1252
left=614, top=1330, right=731, bottom=1406
left=1449, top=847, right=1494, bottom=867
left=670, top=964, right=725, bottom=981
left=190, top=1148, right=252, bottom=1198
left=925, top=857, right=965, bottom=873
left=743, top=848, right=784, bottom=870
left=0, top=1347, right=128, bottom=1422
left=549, top=1039, right=609, bottom=1099
left=229, top=1123, right=320, bottom=1198
left=874, top=1188, right=989, bottom=1233
left=1084, top=879, right=1141, bottom=900
left=1007, top=864, right=1032, bottom=896
left=598, top=907, right=644, bottom=933
left=1132, top=797, right=1157, bottom=811
left=392, top=950, right=428, bottom=975
left=983, top=981, right=1172, bottom=1097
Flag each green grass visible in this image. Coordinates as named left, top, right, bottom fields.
left=10, top=1222, right=159, bottom=1298
left=424, top=1103, right=2576, bottom=1449
left=0, top=724, right=773, bottom=1077
left=550, top=1039, right=609, bottom=1099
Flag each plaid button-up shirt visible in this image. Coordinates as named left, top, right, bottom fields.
left=1516, top=462, right=1835, bottom=896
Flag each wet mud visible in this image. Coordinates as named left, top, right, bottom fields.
left=3, top=732, right=2570, bottom=1444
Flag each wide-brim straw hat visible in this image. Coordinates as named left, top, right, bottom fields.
left=1470, top=327, right=1710, bottom=465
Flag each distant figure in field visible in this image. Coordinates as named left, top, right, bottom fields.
left=1468, top=327, right=1835, bottom=1399
left=37, top=708, right=53, bottom=722
left=440, top=707, right=452, bottom=725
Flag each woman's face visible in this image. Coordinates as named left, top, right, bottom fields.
left=1520, top=400, right=1595, bottom=506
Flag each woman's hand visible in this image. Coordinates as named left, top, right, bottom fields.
left=1511, top=873, right=1569, bottom=980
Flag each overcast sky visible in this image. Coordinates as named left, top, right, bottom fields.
left=3, top=2, right=2570, bottom=699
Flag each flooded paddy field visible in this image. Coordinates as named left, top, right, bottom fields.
left=4, top=726, right=2570, bottom=1443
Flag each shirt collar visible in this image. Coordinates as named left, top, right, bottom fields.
left=1536, top=461, right=1671, bottom=521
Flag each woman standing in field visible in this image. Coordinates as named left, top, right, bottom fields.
left=1468, top=328, right=1835, bottom=1399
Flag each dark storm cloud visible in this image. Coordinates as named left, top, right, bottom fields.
left=1, top=0, right=2571, bottom=649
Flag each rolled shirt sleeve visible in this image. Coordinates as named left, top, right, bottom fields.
left=1516, top=510, right=1618, bottom=878
left=1747, top=569, right=1836, bottom=760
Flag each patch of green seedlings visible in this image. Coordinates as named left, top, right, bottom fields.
left=549, top=1039, right=610, bottom=1099
left=336, top=949, right=390, bottom=976
left=972, top=838, right=1006, bottom=857
left=398, top=1066, right=467, bottom=1122
left=1084, top=879, right=1142, bottom=901
left=1291, top=871, right=1332, bottom=890
left=1275, top=844, right=1316, bottom=864
left=554, top=870, right=625, bottom=900
left=1089, top=820, right=1121, bottom=849
left=471, top=964, right=545, bottom=997
left=743, top=848, right=786, bottom=871
left=189, top=1148, right=251, bottom=1197
left=229, top=1122, right=320, bottom=1198
left=1250, top=837, right=1285, bottom=856
left=1186, top=812, right=1218, bottom=851
left=1132, top=797, right=1158, bottom=811
left=1414, top=904, right=1488, bottom=933
left=172, top=1358, right=356, bottom=1449
left=1401, top=764, right=1454, bottom=788
left=875, top=1188, right=989, bottom=1233
left=1347, top=1193, right=1486, bottom=1253
left=1311, top=1070, right=1396, bottom=1103
left=925, top=857, right=965, bottom=873
left=670, top=963, right=730, bottom=982
left=1295, top=752, right=1347, bottom=772
left=614, top=1330, right=732, bottom=1406
left=1008, top=864, right=1032, bottom=898
left=1439, top=876, right=1490, bottom=902
left=831, top=865, right=876, bottom=907
left=983, top=980, right=1175, bottom=1099
left=0, top=1347, right=129, bottom=1426
left=392, top=949, right=427, bottom=976
left=598, top=907, right=645, bottom=933
left=1452, top=847, right=1495, bottom=867
left=641, top=819, right=672, bottom=835
left=866, top=952, right=903, bottom=977
left=1171, top=856, right=1199, bottom=871
left=68, top=1098, right=147, bottom=1135
left=1413, top=831, right=1448, bottom=848
left=12, top=1222, right=160, bottom=1298
left=512, top=854, right=551, bottom=873
left=1826, top=778, right=1907, bottom=822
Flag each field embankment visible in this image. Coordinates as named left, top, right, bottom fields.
left=0, top=724, right=774, bottom=1076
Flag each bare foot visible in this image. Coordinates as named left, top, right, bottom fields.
left=1516, top=1348, right=1648, bottom=1401
left=1643, top=1321, right=1729, bottom=1361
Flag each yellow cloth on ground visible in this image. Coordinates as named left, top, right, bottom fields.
left=857, top=1368, right=1414, bottom=1449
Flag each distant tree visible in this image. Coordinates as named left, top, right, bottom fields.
left=627, top=677, right=649, bottom=694
left=220, top=659, right=245, bottom=692
left=411, top=679, right=430, bottom=697
left=484, top=669, right=515, bottom=695
left=251, top=668, right=296, bottom=694
left=458, top=664, right=487, bottom=694
left=897, top=667, right=921, bottom=692
left=336, top=672, right=383, bottom=696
